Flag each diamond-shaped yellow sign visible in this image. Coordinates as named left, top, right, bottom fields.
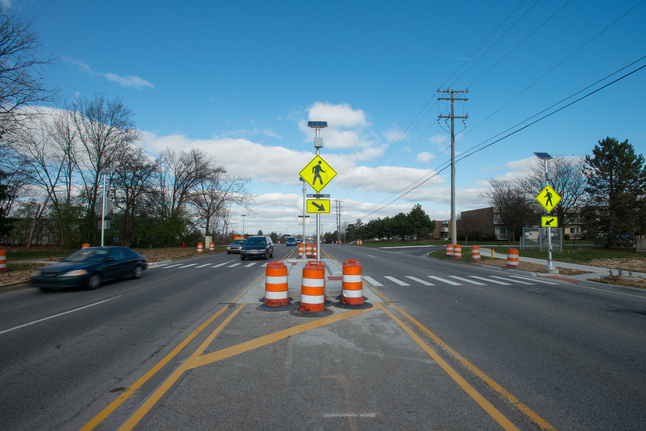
left=536, top=185, right=561, bottom=213
left=299, top=155, right=337, bottom=193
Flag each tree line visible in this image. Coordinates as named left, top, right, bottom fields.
left=342, top=204, right=436, bottom=242
left=477, top=138, right=645, bottom=247
left=0, top=9, right=252, bottom=248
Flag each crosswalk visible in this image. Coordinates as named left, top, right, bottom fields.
left=149, top=261, right=560, bottom=287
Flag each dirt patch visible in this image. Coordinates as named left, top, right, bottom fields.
left=589, top=275, right=646, bottom=290
left=573, top=257, right=646, bottom=272
left=140, top=250, right=198, bottom=263
left=480, top=259, right=591, bottom=275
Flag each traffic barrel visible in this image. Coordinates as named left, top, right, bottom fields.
left=445, top=244, right=454, bottom=258
left=470, top=245, right=481, bottom=262
left=305, top=243, right=313, bottom=258
left=0, top=249, right=6, bottom=272
left=358, top=240, right=363, bottom=245
left=334, top=259, right=372, bottom=309
left=453, top=244, right=462, bottom=259
left=197, top=243, right=203, bottom=253
left=298, top=243, right=304, bottom=258
left=506, top=248, right=520, bottom=268
left=291, top=261, right=333, bottom=317
left=209, top=242, right=214, bottom=252
left=82, top=243, right=90, bottom=249
left=313, top=243, right=318, bottom=259
left=258, top=260, right=294, bottom=312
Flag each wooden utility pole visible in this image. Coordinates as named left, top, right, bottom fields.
left=438, top=89, right=468, bottom=246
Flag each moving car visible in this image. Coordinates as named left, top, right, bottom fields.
left=227, top=238, right=246, bottom=254
left=240, top=235, right=274, bottom=260
left=31, top=246, right=147, bottom=291
left=286, top=237, right=297, bottom=246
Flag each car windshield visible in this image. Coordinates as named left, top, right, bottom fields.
left=63, top=249, right=109, bottom=262
left=233, top=240, right=245, bottom=245
left=245, top=237, right=266, bottom=245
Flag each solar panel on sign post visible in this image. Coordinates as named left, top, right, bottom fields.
left=307, top=121, right=328, bottom=128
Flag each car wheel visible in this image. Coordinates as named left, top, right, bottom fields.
left=263, top=253, right=268, bottom=260
left=241, top=255, right=245, bottom=261
left=86, top=274, right=101, bottom=290
left=270, top=251, right=273, bottom=258
left=227, top=251, right=231, bottom=254
left=133, top=265, right=143, bottom=279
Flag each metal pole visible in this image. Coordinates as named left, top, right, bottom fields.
left=544, top=159, right=556, bottom=272
left=316, top=131, right=321, bottom=260
left=242, top=215, right=245, bottom=237
left=450, top=92, right=456, bottom=246
left=101, top=173, right=106, bottom=247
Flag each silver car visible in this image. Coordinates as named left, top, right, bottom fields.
left=226, top=239, right=245, bottom=254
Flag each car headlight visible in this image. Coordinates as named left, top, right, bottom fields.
left=61, top=270, right=88, bottom=277
left=31, top=270, right=41, bottom=277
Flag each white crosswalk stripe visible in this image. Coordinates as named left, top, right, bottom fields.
left=195, top=263, right=211, bottom=268
left=179, top=263, right=197, bottom=268
left=470, top=275, right=510, bottom=285
left=163, top=264, right=182, bottom=269
left=228, top=263, right=241, bottom=268
left=428, top=276, right=461, bottom=285
left=244, top=263, right=256, bottom=267
left=509, top=275, right=558, bottom=285
left=362, top=276, right=383, bottom=286
left=384, top=276, right=410, bottom=286
left=491, top=275, right=533, bottom=285
left=449, top=276, right=486, bottom=285
left=405, top=276, right=434, bottom=286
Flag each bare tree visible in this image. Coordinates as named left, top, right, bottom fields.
left=0, top=6, right=57, bottom=137
left=483, top=179, right=537, bottom=243
left=190, top=170, right=253, bottom=237
left=457, top=211, right=490, bottom=245
left=68, top=93, right=139, bottom=242
left=111, top=145, right=159, bottom=247
left=516, top=155, right=587, bottom=231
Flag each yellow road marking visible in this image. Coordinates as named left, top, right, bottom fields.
left=359, top=265, right=557, bottom=431
left=80, top=273, right=260, bottom=431
left=117, top=303, right=247, bottom=431
left=189, top=307, right=375, bottom=368
left=375, top=303, right=519, bottom=431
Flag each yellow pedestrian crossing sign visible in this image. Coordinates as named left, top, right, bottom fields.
left=307, top=199, right=331, bottom=214
left=536, top=185, right=561, bottom=213
left=541, top=216, right=558, bottom=228
left=299, top=155, right=337, bottom=193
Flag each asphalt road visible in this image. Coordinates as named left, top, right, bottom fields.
left=1, top=243, right=645, bottom=430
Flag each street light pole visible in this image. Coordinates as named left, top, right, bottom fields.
left=99, top=168, right=114, bottom=247
left=241, top=214, right=246, bottom=237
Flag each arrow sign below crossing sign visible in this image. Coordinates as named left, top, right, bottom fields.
left=541, top=216, right=558, bottom=227
left=306, top=199, right=331, bottom=213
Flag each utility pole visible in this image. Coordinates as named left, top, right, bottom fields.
left=438, top=89, right=468, bottom=246
left=335, top=199, right=343, bottom=243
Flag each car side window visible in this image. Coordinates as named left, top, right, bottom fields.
left=109, top=248, right=125, bottom=260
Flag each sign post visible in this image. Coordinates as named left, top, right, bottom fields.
left=534, top=153, right=561, bottom=273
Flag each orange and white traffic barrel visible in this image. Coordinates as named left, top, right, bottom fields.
left=197, top=243, right=203, bottom=253
left=334, top=259, right=372, bottom=309
left=258, top=261, right=294, bottom=311
left=82, top=243, right=90, bottom=249
left=358, top=240, right=363, bottom=245
left=453, top=244, right=462, bottom=259
left=209, top=242, right=214, bottom=251
left=506, top=248, right=520, bottom=268
left=471, top=245, right=481, bottom=262
left=313, top=243, right=318, bottom=259
left=0, top=249, right=6, bottom=272
left=291, top=261, right=333, bottom=317
left=298, top=243, right=304, bottom=258
left=305, top=243, right=313, bottom=258
left=446, top=244, right=454, bottom=258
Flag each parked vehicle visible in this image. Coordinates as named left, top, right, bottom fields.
left=31, top=246, right=147, bottom=291
left=240, top=235, right=274, bottom=260
left=227, top=239, right=246, bottom=254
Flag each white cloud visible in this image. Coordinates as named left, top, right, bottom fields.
left=382, top=127, right=408, bottom=143
left=307, top=102, right=369, bottom=129
left=65, top=57, right=154, bottom=90
left=416, top=151, right=436, bottom=164
left=215, top=127, right=282, bottom=139
left=429, top=134, right=448, bottom=145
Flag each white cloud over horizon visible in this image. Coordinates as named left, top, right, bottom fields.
left=64, top=57, right=154, bottom=89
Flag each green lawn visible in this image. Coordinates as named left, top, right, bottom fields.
left=427, top=245, right=638, bottom=263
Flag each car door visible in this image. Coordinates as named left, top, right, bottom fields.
left=106, top=248, right=129, bottom=279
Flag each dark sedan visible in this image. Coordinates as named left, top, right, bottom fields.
left=31, top=246, right=147, bottom=291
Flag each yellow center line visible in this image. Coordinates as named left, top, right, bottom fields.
left=375, top=303, right=519, bottom=431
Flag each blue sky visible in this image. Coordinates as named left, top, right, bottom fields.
left=9, top=0, right=646, bottom=236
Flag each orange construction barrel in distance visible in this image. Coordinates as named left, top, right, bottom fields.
left=82, top=243, right=90, bottom=249
left=305, top=243, right=313, bottom=258
left=507, top=248, right=520, bottom=268
left=313, top=243, right=318, bottom=259
left=298, top=243, right=304, bottom=258
left=470, top=245, right=481, bottom=262
left=258, top=260, right=294, bottom=312
left=446, top=244, right=454, bottom=258
left=334, top=259, right=372, bottom=309
left=197, top=243, right=203, bottom=253
left=291, top=261, right=333, bottom=317
left=453, top=244, right=462, bottom=259
left=209, top=242, right=214, bottom=251
left=0, top=249, right=6, bottom=272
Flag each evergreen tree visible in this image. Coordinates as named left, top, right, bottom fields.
left=408, top=204, right=435, bottom=240
left=583, top=137, right=646, bottom=246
